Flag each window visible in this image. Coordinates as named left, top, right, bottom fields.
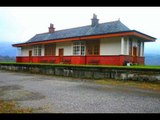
left=17, top=47, right=22, bottom=56
left=86, top=40, right=100, bottom=55
left=45, top=44, right=56, bottom=56
left=73, top=41, right=86, bottom=56
left=129, top=38, right=132, bottom=56
left=33, top=45, right=41, bottom=56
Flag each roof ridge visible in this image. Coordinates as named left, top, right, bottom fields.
left=36, top=32, right=50, bottom=35
left=100, top=20, right=120, bottom=24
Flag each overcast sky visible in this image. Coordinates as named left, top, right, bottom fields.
left=0, top=7, right=160, bottom=53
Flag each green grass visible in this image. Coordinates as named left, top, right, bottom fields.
left=0, top=100, right=33, bottom=113
left=95, top=79, right=160, bottom=91
left=0, top=62, right=160, bottom=70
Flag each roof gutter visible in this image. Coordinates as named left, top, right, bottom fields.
left=12, top=30, right=156, bottom=47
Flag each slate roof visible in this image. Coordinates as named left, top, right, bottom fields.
left=26, top=20, right=131, bottom=43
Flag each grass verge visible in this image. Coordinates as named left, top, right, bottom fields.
left=0, top=100, right=33, bottom=113
left=95, top=79, right=160, bottom=91
left=0, top=62, right=160, bottom=70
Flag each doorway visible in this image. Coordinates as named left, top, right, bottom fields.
left=133, top=47, right=137, bottom=63
left=29, top=50, right=32, bottom=62
left=59, top=48, right=64, bottom=63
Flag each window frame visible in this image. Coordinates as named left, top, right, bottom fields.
left=33, top=45, right=42, bottom=56
left=73, top=41, right=86, bottom=56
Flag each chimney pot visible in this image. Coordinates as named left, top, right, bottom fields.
left=91, top=14, right=99, bottom=27
left=48, top=23, right=55, bottom=33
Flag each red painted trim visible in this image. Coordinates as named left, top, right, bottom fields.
left=132, top=31, right=155, bottom=41
left=16, top=55, right=144, bottom=66
left=12, top=31, right=155, bottom=47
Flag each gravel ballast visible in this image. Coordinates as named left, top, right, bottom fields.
left=0, top=70, right=160, bottom=113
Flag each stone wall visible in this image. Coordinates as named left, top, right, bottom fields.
left=0, top=63, right=160, bottom=83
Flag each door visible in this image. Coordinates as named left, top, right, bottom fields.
left=133, top=47, right=137, bottom=63
left=59, top=48, right=64, bottom=63
left=29, top=50, right=32, bottom=62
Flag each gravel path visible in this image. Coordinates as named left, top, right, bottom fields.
left=0, top=70, right=160, bottom=113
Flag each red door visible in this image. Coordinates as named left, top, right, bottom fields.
left=59, top=48, right=64, bottom=63
left=133, top=47, right=137, bottom=63
left=29, top=50, right=32, bottom=62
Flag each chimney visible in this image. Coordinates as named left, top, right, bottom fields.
left=91, top=14, right=99, bottom=27
left=48, top=23, right=55, bottom=33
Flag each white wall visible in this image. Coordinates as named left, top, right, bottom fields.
left=41, top=45, right=44, bottom=56
left=21, top=46, right=32, bottom=56
left=100, top=37, right=121, bottom=55
left=20, top=38, right=144, bottom=57
left=123, top=37, right=129, bottom=55
left=21, top=45, right=45, bottom=56
left=56, top=41, right=72, bottom=56
left=100, top=37, right=145, bottom=56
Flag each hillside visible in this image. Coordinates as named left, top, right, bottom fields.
left=0, top=41, right=16, bottom=57
left=144, top=53, right=160, bottom=66
left=0, top=55, right=15, bottom=62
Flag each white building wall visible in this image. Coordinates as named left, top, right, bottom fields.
left=41, top=45, right=44, bottom=56
left=20, top=37, right=144, bottom=57
left=123, top=37, right=129, bottom=55
left=100, top=37, right=121, bottom=55
left=121, top=37, right=125, bottom=54
left=21, top=46, right=32, bottom=56
left=56, top=41, right=72, bottom=56
left=21, top=45, right=44, bottom=56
